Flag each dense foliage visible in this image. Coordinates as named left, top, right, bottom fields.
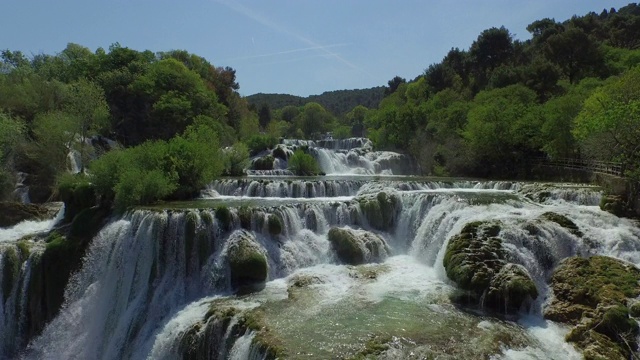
left=246, top=86, right=385, bottom=116
left=0, top=44, right=254, bottom=206
left=287, top=150, right=321, bottom=176
left=2, top=3, right=640, bottom=208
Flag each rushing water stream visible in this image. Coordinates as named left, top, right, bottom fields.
left=0, top=138, right=638, bottom=359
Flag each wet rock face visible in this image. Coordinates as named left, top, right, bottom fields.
left=327, top=227, right=391, bottom=265
left=600, top=195, right=635, bottom=218
left=545, top=256, right=640, bottom=360
left=540, top=212, right=582, bottom=237
left=443, top=221, right=538, bottom=314
left=0, top=202, right=53, bottom=228
left=226, top=230, right=268, bottom=292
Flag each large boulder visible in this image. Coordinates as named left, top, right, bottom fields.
left=226, top=230, right=268, bottom=292
left=327, top=227, right=391, bottom=265
left=545, top=256, right=640, bottom=360
left=356, top=190, right=401, bottom=231
left=540, top=212, right=582, bottom=237
left=443, top=221, right=538, bottom=314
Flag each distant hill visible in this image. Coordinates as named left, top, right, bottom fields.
left=246, top=86, right=386, bottom=115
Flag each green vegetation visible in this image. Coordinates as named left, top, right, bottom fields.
left=287, top=150, right=321, bottom=176
left=0, top=44, right=251, bottom=204
left=2, top=4, right=640, bottom=210
left=545, top=256, right=640, bottom=359
left=247, top=86, right=385, bottom=115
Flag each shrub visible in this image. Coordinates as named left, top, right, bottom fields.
left=56, top=173, right=96, bottom=222
left=89, top=124, right=223, bottom=211
left=245, top=134, right=277, bottom=156
left=223, top=143, right=250, bottom=176
left=288, top=150, right=321, bottom=176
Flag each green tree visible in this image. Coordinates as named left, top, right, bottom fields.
left=574, top=67, right=640, bottom=180
left=299, top=102, right=334, bottom=139
left=0, top=112, right=25, bottom=200
left=64, top=79, right=110, bottom=171
left=544, top=27, right=606, bottom=83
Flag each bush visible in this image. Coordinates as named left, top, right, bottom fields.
left=288, top=150, right=321, bottom=176
left=223, top=143, right=250, bottom=176
left=245, top=134, right=277, bottom=156
left=56, top=173, right=96, bottom=222
left=89, top=124, right=223, bottom=211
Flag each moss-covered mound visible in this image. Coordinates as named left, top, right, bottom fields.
left=252, top=155, right=275, bottom=171
left=600, top=195, right=635, bottom=218
left=267, top=214, right=283, bottom=236
left=215, top=205, right=233, bottom=232
left=180, top=302, right=284, bottom=360
left=57, top=176, right=97, bottom=222
left=327, top=227, right=391, bottom=265
left=540, top=212, right=583, bottom=237
left=545, top=256, right=640, bottom=360
left=226, top=230, right=268, bottom=292
left=357, top=191, right=401, bottom=231
left=443, top=221, right=538, bottom=314
left=0, top=202, right=53, bottom=228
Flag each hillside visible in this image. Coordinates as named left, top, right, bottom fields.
left=246, top=86, right=385, bottom=115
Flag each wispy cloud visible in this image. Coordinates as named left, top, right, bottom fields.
left=224, top=43, right=349, bottom=62
left=216, top=0, right=371, bottom=76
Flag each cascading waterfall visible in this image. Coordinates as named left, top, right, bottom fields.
left=1, top=137, right=637, bottom=359
left=252, top=137, right=416, bottom=175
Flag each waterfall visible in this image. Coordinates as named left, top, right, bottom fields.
left=2, top=137, right=638, bottom=359
left=0, top=205, right=65, bottom=243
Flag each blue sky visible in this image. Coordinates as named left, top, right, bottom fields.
left=1, top=1, right=632, bottom=96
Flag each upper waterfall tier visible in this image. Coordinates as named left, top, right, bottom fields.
left=250, top=137, right=417, bottom=176
left=204, top=177, right=528, bottom=199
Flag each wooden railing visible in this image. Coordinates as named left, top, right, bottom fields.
left=534, top=157, right=624, bottom=177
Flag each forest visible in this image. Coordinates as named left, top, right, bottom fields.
left=1, top=3, right=640, bottom=210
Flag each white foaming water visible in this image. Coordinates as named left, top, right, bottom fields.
left=5, top=178, right=639, bottom=359
left=0, top=204, right=65, bottom=242
left=145, top=297, right=216, bottom=360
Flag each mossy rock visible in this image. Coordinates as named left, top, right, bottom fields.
left=252, top=156, right=275, bottom=171
left=600, top=195, right=634, bottom=218
left=241, top=308, right=286, bottom=359
left=545, top=256, right=640, bottom=359
left=1, top=247, right=21, bottom=302
left=443, top=221, right=505, bottom=291
left=272, top=146, right=288, bottom=161
left=227, top=230, right=268, bottom=292
left=485, top=263, right=538, bottom=313
left=267, top=214, right=283, bottom=236
left=540, top=212, right=583, bottom=237
left=327, top=227, right=390, bottom=265
left=357, top=191, right=401, bottom=231
left=443, top=221, right=537, bottom=313
left=238, top=206, right=252, bottom=230
left=0, top=202, right=52, bottom=228
left=215, top=206, right=233, bottom=232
